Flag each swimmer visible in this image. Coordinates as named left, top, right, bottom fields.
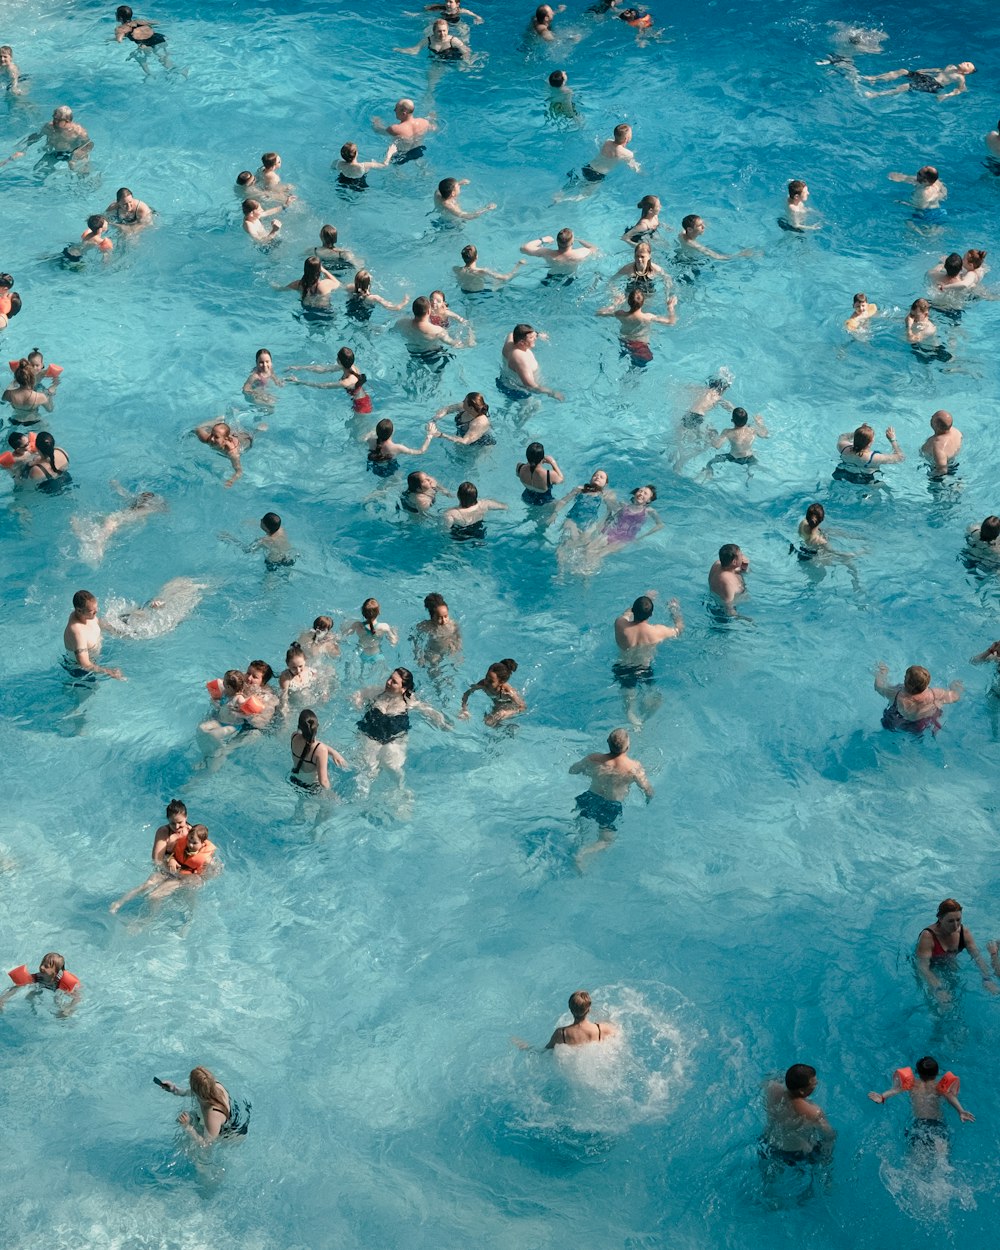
left=114, top=6, right=174, bottom=73
left=675, top=369, right=734, bottom=456
left=708, top=544, right=749, bottom=618
left=99, top=577, right=207, bottom=640
left=193, top=420, right=252, bottom=487
left=678, top=214, right=754, bottom=260
left=334, top=140, right=397, bottom=189
left=114, top=823, right=216, bottom=909
left=762, top=1065, right=835, bottom=1168
left=411, top=593, right=462, bottom=670
left=2, top=358, right=58, bottom=423
left=547, top=69, right=577, bottom=120
left=353, top=667, right=448, bottom=796
left=80, top=214, right=113, bottom=253
left=241, top=198, right=282, bottom=242
left=0, top=953, right=81, bottom=1016
left=986, top=121, right=1000, bottom=163
left=289, top=709, right=347, bottom=790
left=595, top=288, right=677, bottom=365
left=964, top=516, right=1000, bottom=568
left=345, top=270, right=409, bottom=322
left=428, top=290, right=470, bottom=332
left=611, top=242, right=669, bottom=296
left=395, top=17, right=472, bottom=60
left=875, top=663, right=961, bottom=737
left=519, top=227, right=598, bottom=275
left=428, top=391, right=495, bottom=448
left=453, top=243, right=526, bottom=293
left=516, top=441, right=564, bottom=506
left=441, top=480, right=507, bottom=539
left=71, top=484, right=167, bottom=563
left=277, top=256, right=340, bottom=309
left=199, top=669, right=263, bottom=747
left=9, top=106, right=93, bottom=172
left=396, top=296, right=472, bottom=353
left=919, top=410, right=961, bottom=478
left=105, top=186, right=153, bottom=232
left=419, top=0, right=483, bottom=23
left=570, top=727, right=653, bottom=867
left=343, top=598, right=399, bottom=655
left=256, top=151, right=294, bottom=201
left=460, top=658, right=525, bottom=726
left=243, top=347, right=283, bottom=408
left=905, top=298, right=939, bottom=346
left=888, top=165, right=947, bottom=218
left=156, top=1066, right=250, bottom=1144
left=372, top=98, right=436, bottom=163
left=928, top=253, right=969, bottom=292
left=399, top=470, right=451, bottom=514
left=544, top=990, right=617, bottom=1046
left=26, top=431, right=69, bottom=486
left=286, top=346, right=371, bottom=415
left=869, top=1057, right=973, bottom=1162
left=243, top=660, right=279, bottom=720
left=499, top=324, right=564, bottom=402
left=434, top=176, right=496, bottom=221
left=63, top=589, right=124, bottom=681
left=622, top=194, right=665, bottom=245
left=0, top=431, right=37, bottom=475
left=365, top=417, right=434, bottom=478
left=915, top=898, right=997, bottom=1006
left=297, top=615, right=341, bottom=662
left=845, top=292, right=878, bottom=332
left=613, top=592, right=683, bottom=728
left=0, top=45, right=23, bottom=95
left=311, top=224, right=363, bottom=271
left=0, top=273, right=20, bottom=330
left=702, top=407, right=768, bottom=476
left=862, top=62, right=975, bottom=100
left=781, top=180, right=821, bottom=232
left=834, top=424, right=903, bottom=484
left=962, top=249, right=988, bottom=286
left=558, top=123, right=639, bottom=201
left=549, top=469, right=616, bottom=538
left=254, top=512, right=293, bottom=568
left=278, top=643, right=321, bottom=706
left=564, top=485, right=663, bottom=566
left=109, top=798, right=190, bottom=913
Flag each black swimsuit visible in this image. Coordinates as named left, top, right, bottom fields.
left=290, top=738, right=322, bottom=789
left=456, top=414, right=496, bottom=447
left=358, top=704, right=410, bottom=743
left=560, top=1023, right=602, bottom=1043
left=429, top=36, right=464, bottom=59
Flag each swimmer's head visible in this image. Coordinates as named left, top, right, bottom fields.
left=852, top=292, right=867, bottom=310
left=916, top=166, right=938, bottom=185
left=301, top=255, right=323, bottom=285
left=681, top=214, right=703, bottom=233
left=586, top=469, right=609, bottom=491
left=626, top=288, right=645, bottom=312
left=909, top=298, right=930, bottom=317
left=637, top=194, right=660, bottom=216
left=166, top=798, right=187, bottom=820
left=353, top=270, right=372, bottom=294
left=437, top=177, right=460, bottom=201
left=943, top=253, right=963, bottom=277
left=432, top=19, right=449, bottom=37
left=707, top=373, right=732, bottom=393
left=457, top=481, right=478, bottom=508
left=548, top=70, right=567, bottom=88
left=336, top=346, right=355, bottom=369
left=916, top=1056, right=939, bottom=1080
left=554, top=227, right=575, bottom=250
left=731, top=407, right=749, bottom=428
left=285, top=641, right=307, bottom=673
left=487, top=658, right=517, bottom=684
left=936, top=898, right=962, bottom=922
left=785, top=1064, right=817, bottom=1095
left=930, top=409, right=952, bottom=433
left=429, top=289, right=447, bottom=310
left=72, top=589, right=97, bottom=615
left=412, top=295, right=431, bottom=318
left=319, top=224, right=338, bottom=247
left=340, top=142, right=358, bottom=162
left=260, top=512, right=281, bottom=535
left=298, top=708, right=319, bottom=740
left=389, top=666, right=415, bottom=698
left=631, top=484, right=656, bottom=503
left=247, top=660, right=274, bottom=686
left=406, top=470, right=425, bottom=494
left=38, top=952, right=66, bottom=981
left=116, top=187, right=136, bottom=207
left=852, top=424, right=875, bottom=453
left=631, top=595, right=654, bottom=622
left=633, top=242, right=652, bottom=263
left=184, top=824, right=209, bottom=851
left=395, top=98, right=415, bottom=117
left=535, top=6, right=554, bottom=27
left=464, top=391, right=489, bottom=416
left=980, top=516, right=1000, bottom=542
left=311, top=615, right=333, bottom=635
left=957, top=62, right=975, bottom=76
left=116, top=6, right=134, bottom=21
left=613, top=123, right=632, bottom=144
left=903, top=665, right=930, bottom=695
left=86, top=214, right=107, bottom=235
left=805, top=502, right=825, bottom=528
left=242, top=198, right=261, bottom=218
left=718, top=543, right=743, bottom=569
left=512, top=323, right=534, bottom=344
left=189, top=1067, right=222, bottom=1104
left=568, top=990, right=592, bottom=1020
left=461, top=244, right=478, bottom=265
left=607, top=728, right=630, bottom=756
left=236, top=171, right=255, bottom=188
left=6, top=431, right=31, bottom=452
left=964, top=248, right=987, bottom=271
left=260, top=151, right=279, bottom=170
left=13, top=359, right=37, bottom=387
left=222, top=669, right=246, bottom=695
left=374, top=418, right=394, bottom=445
left=0, top=272, right=13, bottom=290
left=255, top=348, right=272, bottom=368
left=787, top=179, right=807, bottom=201
left=525, top=441, right=545, bottom=467
left=424, top=592, right=448, bottom=622
left=52, top=105, right=73, bottom=123
left=361, top=598, right=381, bottom=624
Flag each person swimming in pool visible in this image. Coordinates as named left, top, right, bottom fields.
left=702, top=407, right=769, bottom=476
left=888, top=165, right=947, bottom=222
left=114, top=6, right=175, bottom=72
left=570, top=727, right=653, bottom=867
left=460, top=658, right=526, bottom=726
left=63, top=589, right=124, bottom=681
left=919, top=409, right=961, bottom=478
left=780, top=180, right=821, bottom=232
left=399, top=469, right=451, bottom=515
left=287, top=346, right=372, bottom=415
left=372, top=97, right=436, bottom=163
left=453, top=243, right=525, bottom=293
left=545, top=990, right=617, bottom=1047
left=549, top=469, right=616, bottom=540
left=862, top=61, right=975, bottom=100
left=441, top=480, right=507, bottom=539
left=411, top=593, right=463, bottom=673
left=613, top=592, right=683, bottom=728
left=157, top=1066, right=251, bottom=1144
left=109, top=798, right=188, bottom=913
left=595, top=287, right=677, bottom=366
left=845, top=291, right=878, bottom=332
left=289, top=708, right=348, bottom=790
left=611, top=241, right=669, bottom=298
left=343, top=598, right=399, bottom=657
left=334, top=140, right=397, bottom=189
left=834, top=423, right=903, bottom=484
left=915, top=898, right=997, bottom=1006
left=875, top=663, right=961, bottom=737
left=708, top=543, right=750, bottom=619
left=677, top=214, right=754, bottom=261
left=353, top=667, right=448, bottom=797
left=106, top=186, right=153, bottom=233
left=71, top=484, right=167, bottom=563
left=516, top=441, right=564, bottom=506
left=193, top=420, right=252, bottom=488
left=428, top=391, right=496, bottom=449
left=557, top=123, right=640, bottom=201
left=2, top=358, right=58, bottom=423
left=365, top=417, right=434, bottom=479
left=396, top=296, right=471, bottom=354
left=241, top=198, right=282, bottom=242
left=276, top=257, right=340, bottom=309
left=868, top=1055, right=974, bottom=1163
left=395, top=17, right=472, bottom=60
left=519, top=227, right=598, bottom=277
left=0, top=952, right=81, bottom=1016
left=243, top=347, right=283, bottom=408
left=9, top=105, right=93, bottom=172
left=762, top=1064, right=836, bottom=1169
left=0, top=45, right=24, bottom=95
left=964, top=516, right=1000, bottom=569
left=498, top=324, right=564, bottom=401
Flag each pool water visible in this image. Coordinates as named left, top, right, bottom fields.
left=3, top=1, right=1000, bottom=1246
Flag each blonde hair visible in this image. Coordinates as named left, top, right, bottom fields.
left=190, top=1066, right=223, bottom=1103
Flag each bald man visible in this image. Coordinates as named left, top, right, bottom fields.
left=372, top=98, right=436, bottom=163
left=920, top=409, right=962, bottom=477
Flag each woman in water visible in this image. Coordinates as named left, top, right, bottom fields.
left=611, top=241, right=669, bottom=295
left=289, top=708, right=347, bottom=790
left=396, top=17, right=472, bottom=60
left=297, top=615, right=341, bottom=662
left=344, top=270, right=408, bottom=322
left=242, top=347, right=283, bottom=409
left=516, top=440, right=564, bottom=505
left=915, top=898, right=997, bottom=1006
left=70, top=484, right=167, bottom=563
left=548, top=469, right=616, bottom=537
left=333, top=140, right=397, bottom=189
left=874, top=663, right=961, bottom=736
left=399, top=469, right=450, bottom=515
left=411, top=592, right=462, bottom=673
left=460, top=658, right=526, bottom=726
left=353, top=667, right=447, bottom=794
left=278, top=256, right=340, bottom=309
left=428, top=289, right=471, bottom=332
left=311, top=224, right=362, bottom=272
left=287, top=346, right=372, bottom=414
left=622, top=194, right=665, bottom=245
left=428, top=391, right=495, bottom=448
left=279, top=643, right=322, bottom=707
left=26, top=430, right=69, bottom=486
left=834, top=423, right=903, bottom=484
left=156, top=1066, right=251, bottom=1144
left=598, top=485, right=663, bottom=550
left=193, top=420, right=252, bottom=488
left=2, top=358, right=58, bottom=423
left=343, top=597, right=399, bottom=658
left=365, top=417, right=434, bottom=478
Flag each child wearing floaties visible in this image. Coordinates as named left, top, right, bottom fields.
left=868, top=1056, right=973, bottom=1155
left=1, top=952, right=81, bottom=1015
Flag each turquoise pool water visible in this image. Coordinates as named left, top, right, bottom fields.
left=3, top=1, right=1000, bottom=1245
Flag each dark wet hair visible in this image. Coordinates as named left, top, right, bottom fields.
left=944, top=253, right=963, bottom=277
left=488, top=658, right=518, bottom=683
left=904, top=665, right=930, bottom=694
left=353, top=270, right=372, bottom=294
left=261, top=512, right=281, bottom=535
left=785, top=1064, right=816, bottom=1094
left=613, top=123, right=631, bottom=142
left=311, top=615, right=333, bottom=638
left=340, top=142, right=358, bottom=162
left=626, top=288, right=645, bottom=311
left=937, top=898, right=961, bottom=919
left=35, top=430, right=58, bottom=473
left=805, top=503, right=825, bottom=528
left=548, top=70, right=567, bottom=87
left=242, top=198, right=261, bottom=217
left=236, top=171, right=254, bottom=187
left=412, top=295, right=430, bottom=318
left=731, top=407, right=749, bottom=427
left=852, top=424, right=875, bottom=453
left=166, top=798, right=187, bottom=817
left=6, top=431, right=30, bottom=452
left=116, top=5, right=134, bottom=20
left=320, top=224, right=338, bottom=247
left=556, top=227, right=573, bottom=249
left=708, top=373, right=732, bottom=393
left=393, top=666, right=415, bottom=698
left=285, top=641, right=306, bottom=666
left=406, top=470, right=425, bottom=493
left=261, top=152, right=278, bottom=169
left=437, top=177, right=459, bottom=200
left=461, top=244, right=477, bottom=264
left=718, top=543, right=741, bottom=567
left=255, top=348, right=271, bottom=364
left=424, top=592, right=447, bottom=614
left=631, top=483, right=656, bottom=501
left=457, top=481, right=478, bottom=507
left=300, top=257, right=323, bottom=302
left=916, top=1056, right=939, bottom=1080
left=637, top=194, right=659, bottom=215
left=788, top=179, right=806, bottom=198
left=371, top=419, right=394, bottom=462
left=297, top=708, right=319, bottom=742
left=73, top=589, right=96, bottom=611
left=980, top=516, right=1000, bottom=543
left=512, top=323, right=534, bottom=343
left=631, top=595, right=654, bottom=622
left=361, top=597, right=380, bottom=633
left=916, top=166, right=938, bottom=185
left=13, top=359, right=37, bottom=387
left=86, top=214, right=107, bottom=234
left=525, top=441, right=545, bottom=467
left=247, top=660, right=274, bottom=683
left=464, top=391, right=488, bottom=416
left=681, top=213, right=700, bottom=230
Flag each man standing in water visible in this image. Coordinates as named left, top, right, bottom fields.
left=63, top=589, right=124, bottom=680
left=763, top=1064, right=836, bottom=1167
left=919, top=409, right=962, bottom=477
left=11, top=105, right=93, bottom=171
left=613, top=592, right=684, bottom=728
left=708, top=544, right=750, bottom=618
left=372, top=98, right=436, bottom=163
left=570, top=727, right=652, bottom=868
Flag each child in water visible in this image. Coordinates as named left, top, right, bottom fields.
left=460, top=658, right=526, bottom=725
left=868, top=1056, right=973, bottom=1159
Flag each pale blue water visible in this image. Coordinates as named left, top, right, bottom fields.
left=3, top=1, right=1000, bottom=1245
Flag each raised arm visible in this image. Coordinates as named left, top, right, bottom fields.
left=871, top=426, right=904, bottom=465
left=872, top=663, right=899, bottom=699
left=520, top=236, right=554, bottom=256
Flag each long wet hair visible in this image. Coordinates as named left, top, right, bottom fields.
left=297, top=708, right=319, bottom=742
left=369, top=418, right=394, bottom=463
left=35, top=430, right=59, bottom=474
left=299, top=256, right=323, bottom=302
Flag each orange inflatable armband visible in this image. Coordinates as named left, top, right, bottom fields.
left=937, top=1071, right=959, bottom=1095
left=894, top=1067, right=914, bottom=1090
left=238, top=695, right=264, bottom=716
left=206, top=678, right=224, bottom=699
left=8, top=965, right=33, bottom=985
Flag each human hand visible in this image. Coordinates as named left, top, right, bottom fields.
left=552, top=391, right=565, bottom=402
left=105, top=667, right=126, bottom=681
left=667, top=295, right=677, bottom=308
left=959, top=1109, right=975, bottom=1122
left=177, top=1112, right=190, bottom=1126
left=541, top=236, right=554, bottom=244
left=885, top=426, right=896, bottom=441
left=458, top=709, right=470, bottom=720
left=987, top=940, right=999, bottom=956
left=867, top=1092, right=884, bottom=1104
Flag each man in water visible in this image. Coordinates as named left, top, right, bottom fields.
left=569, top=727, right=653, bottom=867
left=613, top=593, right=684, bottom=728
left=63, top=589, right=124, bottom=681
left=763, top=1064, right=836, bottom=1167
left=557, top=123, right=640, bottom=200
left=677, top=214, right=753, bottom=261
left=11, top=105, right=93, bottom=171
left=372, top=98, right=436, bottom=162
left=862, top=61, right=975, bottom=100
left=396, top=295, right=469, bottom=352
left=985, top=120, right=1000, bottom=165
left=498, top=324, right=564, bottom=401
left=919, top=409, right=961, bottom=478
left=519, top=227, right=598, bottom=277
left=703, top=408, right=769, bottom=476
left=708, top=543, right=750, bottom=618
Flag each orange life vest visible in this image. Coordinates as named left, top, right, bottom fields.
left=172, top=838, right=217, bottom=874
